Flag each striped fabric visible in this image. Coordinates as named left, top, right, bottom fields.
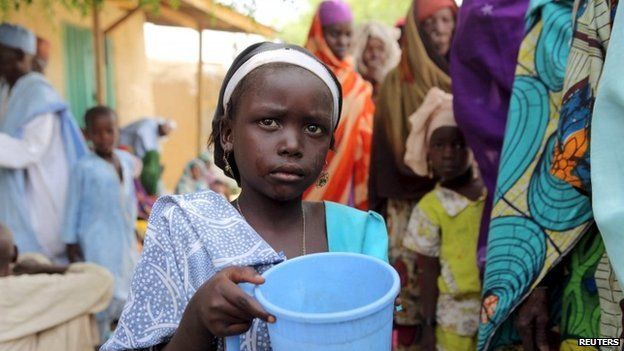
left=595, top=253, right=623, bottom=347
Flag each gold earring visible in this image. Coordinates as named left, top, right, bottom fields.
left=223, top=151, right=233, bottom=176
left=317, top=162, right=329, bottom=187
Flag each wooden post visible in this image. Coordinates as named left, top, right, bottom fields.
left=197, top=25, right=204, bottom=153
left=93, top=2, right=105, bottom=104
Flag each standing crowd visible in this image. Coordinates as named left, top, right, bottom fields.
left=0, top=0, right=623, bottom=350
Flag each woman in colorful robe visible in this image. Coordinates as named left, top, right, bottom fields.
left=479, top=1, right=609, bottom=349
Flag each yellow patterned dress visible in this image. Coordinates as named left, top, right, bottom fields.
left=404, top=185, right=484, bottom=351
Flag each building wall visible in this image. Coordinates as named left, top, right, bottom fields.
left=149, top=60, right=226, bottom=191
left=5, top=2, right=154, bottom=126
left=107, top=12, right=155, bottom=124
left=6, top=3, right=232, bottom=192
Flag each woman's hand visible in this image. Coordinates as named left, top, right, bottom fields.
left=515, top=287, right=549, bottom=351
left=191, top=266, right=275, bottom=337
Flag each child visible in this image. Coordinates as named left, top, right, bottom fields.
left=62, top=106, right=139, bottom=341
left=101, top=42, right=389, bottom=351
left=403, top=88, right=484, bottom=351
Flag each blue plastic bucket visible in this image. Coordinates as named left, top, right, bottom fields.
left=226, top=252, right=400, bottom=350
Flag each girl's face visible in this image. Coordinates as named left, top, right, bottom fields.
left=421, top=8, right=455, bottom=56
left=323, top=22, right=353, bottom=60
left=221, top=65, right=334, bottom=201
left=428, top=126, right=469, bottom=182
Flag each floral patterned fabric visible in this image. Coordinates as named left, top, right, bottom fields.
left=551, top=0, right=619, bottom=193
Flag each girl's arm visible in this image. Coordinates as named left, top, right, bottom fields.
left=419, top=254, right=440, bottom=351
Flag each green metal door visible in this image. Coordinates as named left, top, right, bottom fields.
left=62, top=23, right=115, bottom=127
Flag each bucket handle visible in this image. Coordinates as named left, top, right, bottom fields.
left=224, top=283, right=256, bottom=351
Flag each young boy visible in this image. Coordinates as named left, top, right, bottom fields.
left=0, top=223, right=113, bottom=350
left=62, top=106, right=139, bottom=341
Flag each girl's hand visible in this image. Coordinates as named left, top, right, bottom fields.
left=192, top=266, right=275, bottom=338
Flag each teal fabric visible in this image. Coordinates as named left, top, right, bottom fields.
left=591, top=0, right=624, bottom=291
left=325, top=201, right=389, bottom=263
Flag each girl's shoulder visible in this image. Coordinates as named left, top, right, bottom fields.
left=324, top=201, right=388, bottom=262
left=419, top=188, right=441, bottom=205
left=150, top=190, right=228, bottom=220
left=419, top=185, right=480, bottom=219
left=324, top=201, right=385, bottom=225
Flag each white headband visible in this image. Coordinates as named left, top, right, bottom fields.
left=222, top=48, right=341, bottom=127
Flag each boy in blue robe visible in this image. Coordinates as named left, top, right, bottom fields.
left=62, top=106, right=139, bottom=341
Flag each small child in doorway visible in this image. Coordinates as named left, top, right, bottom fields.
left=403, top=88, right=484, bottom=351
left=62, top=106, right=139, bottom=341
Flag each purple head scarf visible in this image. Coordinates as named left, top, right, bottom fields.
left=450, top=0, right=529, bottom=267
left=319, top=0, right=353, bottom=26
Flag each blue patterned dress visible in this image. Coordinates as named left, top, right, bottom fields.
left=101, top=190, right=388, bottom=351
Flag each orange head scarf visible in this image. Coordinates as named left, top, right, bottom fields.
left=303, top=7, right=375, bottom=210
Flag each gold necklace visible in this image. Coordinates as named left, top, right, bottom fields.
left=236, top=199, right=306, bottom=256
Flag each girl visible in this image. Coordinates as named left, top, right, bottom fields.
left=101, top=42, right=388, bottom=351
left=303, top=0, right=375, bottom=210
left=62, top=106, right=139, bottom=340
left=403, top=88, right=484, bottom=351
